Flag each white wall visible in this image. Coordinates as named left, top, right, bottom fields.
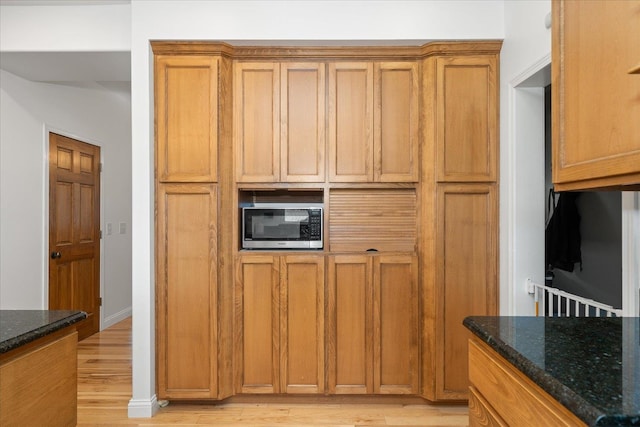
left=129, top=0, right=505, bottom=416
left=500, top=1, right=553, bottom=316
left=0, top=69, right=132, bottom=326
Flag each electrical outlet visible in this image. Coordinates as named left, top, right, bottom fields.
left=106, top=223, right=112, bottom=235
left=119, top=222, right=126, bottom=235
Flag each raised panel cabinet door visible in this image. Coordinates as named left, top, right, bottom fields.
left=279, top=255, right=325, bottom=394
left=281, top=63, right=326, bottom=182
left=156, top=183, right=217, bottom=399
left=373, top=254, right=419, bottom=394
left=235, top=255, right=280, bottom=393
left=327, top=255, right=373, bottom=394
left=328, top=62, right=374, bottom=182
left=435, top=56, right=498, bottom=183
left=435, top=183, right=498, bottom=400
left=552, top=0, right=640, bottom=190
left=234, top=62, right=280, bottom=182
left=374, top=62, right=420, bottom=182
left=156, top=55, right=219, bottom=182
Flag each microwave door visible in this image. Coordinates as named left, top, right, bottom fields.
left=243, top=209, right=311, bottom=249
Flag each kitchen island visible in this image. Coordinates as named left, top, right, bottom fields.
left=464, top=316, right=640, bottom=426
left=0, top=310, right=86, bottom=427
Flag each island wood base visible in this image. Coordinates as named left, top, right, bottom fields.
left=0, top=328, right=78, bottom=427
left=468, top=337, right=586, bottom=427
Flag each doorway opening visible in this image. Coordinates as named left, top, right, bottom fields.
left=543, top=86, right=623, bottom=313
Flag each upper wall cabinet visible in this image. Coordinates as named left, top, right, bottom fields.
left=234, top=62, right=326, bottom=183
left=329, top=62, right=419, bottom=183
left=552, top=0, right=640, bottom=190
left=435, top=56, right=497, bottom=183
left=156, top=55, right=219, bottom=183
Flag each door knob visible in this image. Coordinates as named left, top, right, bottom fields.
left=51, top=251, right=62, bottom=259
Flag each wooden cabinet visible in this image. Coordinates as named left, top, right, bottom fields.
left=329, top=62, right=419, bottom=182
left=421, top=52, right=499, bottom=402
left=156, top=184, right=218, bottom=399
left=468, top=337, right=586, bottom=426
left=234, top=62, right=325, bottom=183
left=552, top=0, right=640, bottom=190
left=1, top=329, right=78, bottom=427
left=327, top=254, right=418, bottom=394
left=235, top=254, right=325, bottom=394
left=153, top=41, right=502, bottom=403
left=435, top=184, right=497, bottom=400
left=434, top=55, right=497, bottom=183
left=156, top=55, right=219, bottom=183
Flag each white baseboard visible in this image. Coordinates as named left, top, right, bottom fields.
left=128, top=395, right=159, bottom=418
left=102, top=306, right=132, bottom=329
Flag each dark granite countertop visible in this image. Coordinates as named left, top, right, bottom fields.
left=464, top=316, right=640, bottom=426
left=0, top=310, right=86, bottom=354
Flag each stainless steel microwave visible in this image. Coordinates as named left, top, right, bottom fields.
left=241, top=204, right=323, bottom=249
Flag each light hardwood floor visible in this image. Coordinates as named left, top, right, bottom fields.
left=77, top=317, right=469, bottom=426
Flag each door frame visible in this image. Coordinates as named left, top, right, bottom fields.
left=506, top=56, right=640, bottom=317
left=43, top=125, right=105, bottom=330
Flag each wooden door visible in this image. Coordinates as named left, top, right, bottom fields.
left=281, top=63, right=326, bottom=182
left=327, top=255, right=373, bottom=394
left=155, top=55, right=219, bottom=182
left=373, top=254, right=418, bottom=394
left=435, top=184, right=497, bottom=400
left=234, top=62, right=280, bottom=182
left=328, top=62, right=374, bottom=182
left=156, top=183, right=218, bottom=399
left=279, top=255, right=325, bottom=393
left=552, top=0, right=640, bottom=190
left=235, top=255, right=280, bottom=393
left=49, top=132, right=101, bottom=340
left=374, top=62, right=420, bottom=182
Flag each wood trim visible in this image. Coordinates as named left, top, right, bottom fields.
left=150, top=40, right=503, bottom=60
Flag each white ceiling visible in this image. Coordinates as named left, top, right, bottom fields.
left=0, top=51, right=131, bottom=93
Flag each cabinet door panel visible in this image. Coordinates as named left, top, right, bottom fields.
left=234, top=63, right=280, bottom=182
left=281, top=63, right=326, bottom=182
left=552, top=0, right=640, bottom=190
left=436, top=184, right=497, bottom=400
left=375, top=62, right=419, bottom=182
left=329, top=62, right=374, bottom=182
left=236, top=255, right=280, bottom=393
left=157, top=184, right=217, bottom=398
left=327, top=255, right=373, bottom=394
left=280, top=255, right=325, bottom=393
left=373, top=255, right=418, bottom=394
left=156, top=56, right=218, bottom=183
left=436, top=56, right=497, bottom=182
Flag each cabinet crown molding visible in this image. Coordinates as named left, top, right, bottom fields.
left=150, top=40, right=503, bottom=59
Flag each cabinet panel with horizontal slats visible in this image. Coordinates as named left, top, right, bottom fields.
left=329, top=189, right=417, bottom=252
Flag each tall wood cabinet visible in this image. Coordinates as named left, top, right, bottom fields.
left=552, top=0, right=640, bottom=190
left=153, top=41, right=501, bottom=404
left=154, top=48, right=234, bottom=400
left=421, top=53, right=499, bottom=401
